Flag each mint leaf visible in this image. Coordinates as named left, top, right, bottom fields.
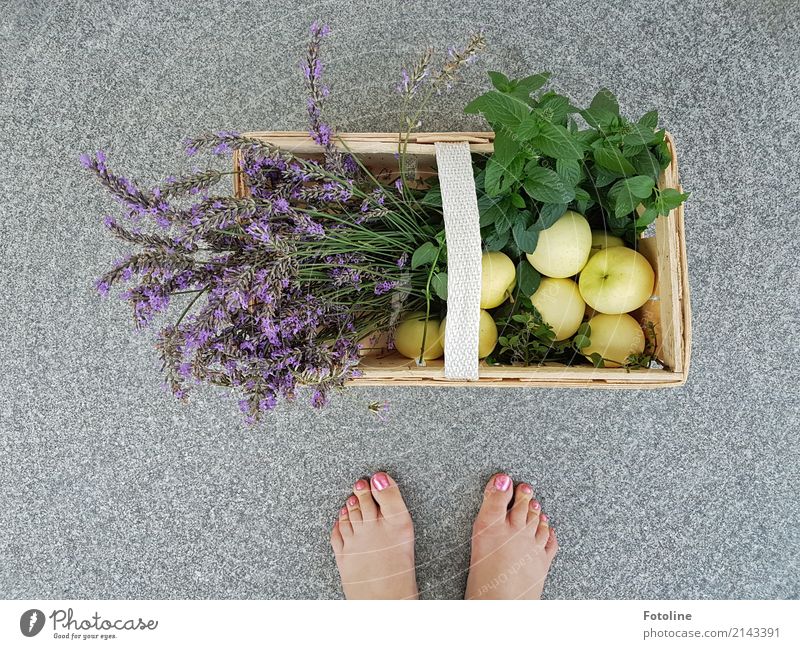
left=516, top=260, right=541, bottom=296
left=533, top=122, right=583, bottom=159
left=487, top=71, right=511, bottom=92
left=431, top=272, right=448, bottom=300
left=556, top=158, right=581, bottom=185
left=512, top=221, right=540, bottom=253
left=512, top=72, right=551, bottom=96
left=464, top=90, right=530, bottom=127
left=635, top=207, right=659, bottom=228
left=638, top=110, right=659, bottom=129
left=523, top=167, right=575, bottom=204
left=590, top=88, right=620, bottom=117
left=608, top=176, right=654, bottom=218
left=535, top=202, right=568, bottom=229
left=493, top=129, right=521, bottom=164
left=536, top=92, right=572, bottom=124
left=411, top=242, right=438, bottom=269
left=594, top=146, right=637, bottom=175
left=484, top=228, right=509, bottom=251
left=484, top=155, right=524, bottom=197
left=655, top=188, right=690, bottom=215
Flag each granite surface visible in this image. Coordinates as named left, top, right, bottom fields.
left=1, top=0, right=798, bottom=599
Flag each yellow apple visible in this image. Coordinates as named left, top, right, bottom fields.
left=588, top=230, right=625, bottom=259
left=530, top=278, right=585, bottom=341
left=526, top=210, right=592, bottom=278
left=583, top=313, right=645, bottom=367
left=393, top=312, right=444, bottom=360
left=440, top=309, right=498, bottom=359
left=578, top=246, right=655, bottom=314
left=481, top=251, right=516, bottom=309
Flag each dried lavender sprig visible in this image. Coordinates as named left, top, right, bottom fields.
left=396, top=46, right=433, bottom=99
left=159, top=169, right=224, bottom=198
left=433, top=31, right=487, bottom=86
left=80, top=151, right=157, bottom=210
left=102, top=216, right=196, bottom=251
left=99, top=249, right=195, bottom=288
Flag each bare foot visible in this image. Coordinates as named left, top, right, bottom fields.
left=330, top=472, right=418, bottom=599
left=465, top=474, right=558, bottom=599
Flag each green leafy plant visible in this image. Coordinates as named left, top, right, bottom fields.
left=464, top=70, right=690, bottom=257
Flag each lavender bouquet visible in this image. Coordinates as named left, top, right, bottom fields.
left=85, top=23, right=484, bottom=421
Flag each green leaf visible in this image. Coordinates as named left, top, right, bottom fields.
left=556, top=158, right=581, bottom=185
left=590, top=88, right=620, bottom=117
left=419, top=186, right=442, bottom=207
left=532, top=122, right=583, bottom=159
left=512, top=72, right=551, bottom=96
left=629, top=148, right=661, bottom=179
left=577, top=322, right=591, bottom=337
left=536, top=92, right=572, bottom=124
left=510, top=193, right=526, bottom=209
left=516, top=114, right=541, bottom=140
left=493, top=129, right=521, bottom=164
left=512, top=221, right=540, bottom=253
left=573, top=334, right=590, bottom=349
left=411, top=242, right=438, bottom=269
left=608, top=176, right=654, bottom=218
left=464, top=91, right=530, bottom=127
left=594, top=146, right=637, bottom=175
left=487, top=71, right=511, bottom=92
left=483, top=228, right=510, bottom=251
left=431, top=272, right=448, bottom=300
left=484, top=154, right=524, bottom=196
left=535, top=203, right=568, bottom=229
left=522, top=167, right=575, bottom=204
left=655, top=188, right=690, bottom=215
left=635, top=207, right=659, bottom=228
left=516, top=260, right=541, bottom=296
left=623, top=123, right=661, bottom=147
left=638, top=110, right=659, bottom=129
left=589, top=352, right=606, bottom=368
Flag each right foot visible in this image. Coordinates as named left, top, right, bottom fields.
left=465, top=474, right=558, bottom=599
left=330, top=472, right=418, bottom=600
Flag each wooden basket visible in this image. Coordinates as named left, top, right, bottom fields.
left=233, top=131, right=691, bottom=389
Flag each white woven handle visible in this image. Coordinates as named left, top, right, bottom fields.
left=434, top=141, right=482, bottom=380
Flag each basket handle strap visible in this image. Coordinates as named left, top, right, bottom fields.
left=434, top=141, right=482, bottom=381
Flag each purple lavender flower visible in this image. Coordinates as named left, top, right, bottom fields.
left=374, top=280, right=397, bottom=295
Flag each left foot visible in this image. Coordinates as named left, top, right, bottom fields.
left=330, top=472, right=418, bottom=599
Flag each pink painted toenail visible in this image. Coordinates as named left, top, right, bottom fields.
left=531, top=500, right=541, bottom=510
left=354, top=479, right=368, bottom=491
left=494, top=475, right=512, bottom=491
left=347, top=495, right=358, bottom=507
left=372, top=472, right=390, bottom=491
left=340, top=507, right=347, bottom=515
left=541, top=513, right=549, bottom=523
left=521, top=484, right=533, bottom=495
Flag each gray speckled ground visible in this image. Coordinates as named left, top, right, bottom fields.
left=1, top=0, right=799, bottom=600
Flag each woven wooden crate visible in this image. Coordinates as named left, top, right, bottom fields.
left=233, top=131, right=691, bottom=389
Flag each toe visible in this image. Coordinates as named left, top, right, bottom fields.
left=338, top=506, right=353, bottom=537
left=526, top=499, right=542, bottom=527
left=509, top=482, right=534, bottom=528
left=475, top=473, right=514, bottom=530
left=545, top=527, right=558, bottom=557
left=534, top=513, right=550, bottom=546
left=346, top=495, right=363, bottom=524
left=330, top=520, right=344, bottom=553
left=353, top=478, right=378, bottom=521
left=370, top=472, right=411, bottom=526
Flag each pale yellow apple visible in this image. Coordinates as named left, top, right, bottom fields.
left=578, top=246, right=655, bottom=314
left=440, top=309, right=498, bottom=359
left=530, top=278, right=585, bottom=341
left=526, top=210, right=592, bottom=278
left=588, top=230, right=625, bottom=259
left=481, top=251, right=516, bottom=309
left=393, top=312, right=444, bottom=360
left=583, top=313, right=645, bottom=367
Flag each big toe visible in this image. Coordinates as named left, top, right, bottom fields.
left=370, top=472, right=411, bottom=526
left=474, top=473, right=515, bottom=529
